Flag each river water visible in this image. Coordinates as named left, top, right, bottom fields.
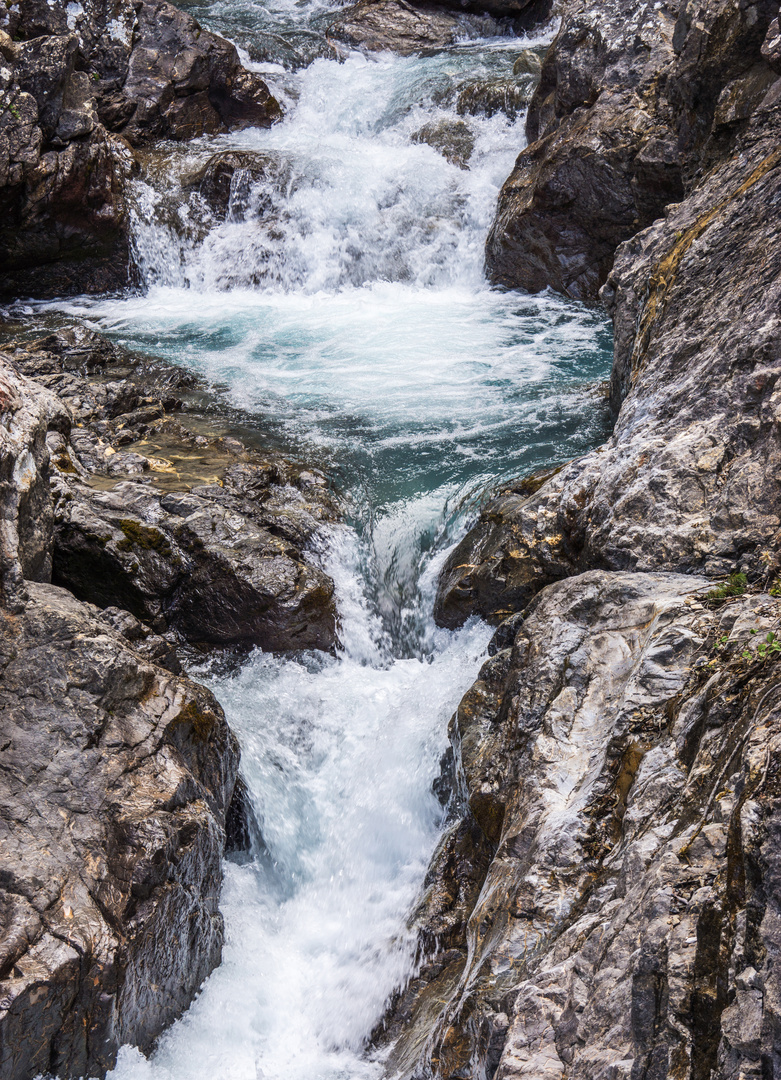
left=46, top=4, right=613, bottom=1077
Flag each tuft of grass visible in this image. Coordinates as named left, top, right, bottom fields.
left=705, top=572, right=748, bottom=606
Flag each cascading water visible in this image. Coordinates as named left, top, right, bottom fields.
left=42, top=5, right=614, bottom=1077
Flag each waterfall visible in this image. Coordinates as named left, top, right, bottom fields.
left=42, top=7, right=614, bottom=1077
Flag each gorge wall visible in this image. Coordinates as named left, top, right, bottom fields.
left=0, top=325, right=341, bottom=1078
left=2, top=0, right=781, bottom=1073
left=384, top=0, right=781, bottom=1076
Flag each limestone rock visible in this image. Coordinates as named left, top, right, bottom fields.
left=437, top=106, right=781, bottom=628
left=389, top=570, right=781, bottom=1080
left=485, top=0, right=778, bottom=298
left=0, top=582, right=240, bottom=1080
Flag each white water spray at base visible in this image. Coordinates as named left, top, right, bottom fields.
left=109, top=529, right=491, bottom=1080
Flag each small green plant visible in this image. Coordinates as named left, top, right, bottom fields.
left=92, top=71, right=100, bottom=82
left=705, top=572, right=748, bottom=606
left=742, top=630, right=781, bottom=663
left=8, top=103, right=20, bottom=120
left=770, top=578, right=781, bottom=598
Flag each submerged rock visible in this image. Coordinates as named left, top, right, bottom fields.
left=183, top=150, right=287, bottom=221
left=411, top=119, right=475, bottom=168
left=456, top=75, right=537, bottom=120
left=388, top=569, right=781, bottom=1079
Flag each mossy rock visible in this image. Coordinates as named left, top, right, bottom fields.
left=116, top=519, right=173, bottom=558
left=170, top=699, right=217, bottom=743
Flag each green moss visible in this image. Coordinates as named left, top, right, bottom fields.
left=705, top=572, right=748, bottom=606
left=116, top=519, right=172, bottom=557
left=171, top=699, right=215, bottom=743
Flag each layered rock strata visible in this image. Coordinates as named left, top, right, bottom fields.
left=0, top=0, right=280, bottom=296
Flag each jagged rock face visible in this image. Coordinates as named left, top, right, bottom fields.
left=112, top=0, right=282, bottom=144
left=326, top=0, right=512, bottom=55
left=436, top=103, right=781, bottom=629
left=0, top=0, right=281, bottom=297
left=389, top=570, right=781, bottom=1080
left=0, top=337, right=340, bottom=1077
left=0, top=26, right=131, bottom=297
left=1, top=331, right=340, bottom=652
left=0, top=360, right=69, bottom=610
left=485, top=0, right=778, bottom=297
left=52, top=471, right=338, bottom=650
left=0, top=582, right=240, bottom=1080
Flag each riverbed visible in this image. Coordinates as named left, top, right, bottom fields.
left=42, top=4, right=613, bottom=1076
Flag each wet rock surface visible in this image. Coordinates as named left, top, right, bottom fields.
left=0, top=0, right=280, bottom=297
left=3, top=327, right=340, bottom=652
left=414, top=0, right=781, bottom=1074
left=0, top=581, right=239, bottom=1080
left=387, top=571, right=781, bottom=1080
left=0, top=325, right=342, bottom=1078
left=485, top=0, right=778, bottom=298
left=456, top=75, right=537, bottom=120
left=437, top=100, right=781, bottom=629
left=326, top=0, right=512, bottom=55
left=0, top=354, right=245, bottom=1079
left=411, top=119, right=476, bottom=167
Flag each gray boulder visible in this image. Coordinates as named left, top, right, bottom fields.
left=0, top=582, right=240, bottom=1080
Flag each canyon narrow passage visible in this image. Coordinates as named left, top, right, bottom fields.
left=40, top=5, right=613, bottom=1077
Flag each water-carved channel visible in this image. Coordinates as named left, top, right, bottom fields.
left=45, top=3, right=614, bottom=1076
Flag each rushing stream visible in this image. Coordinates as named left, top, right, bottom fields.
left=39, top=3, right=613, bottom=1077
